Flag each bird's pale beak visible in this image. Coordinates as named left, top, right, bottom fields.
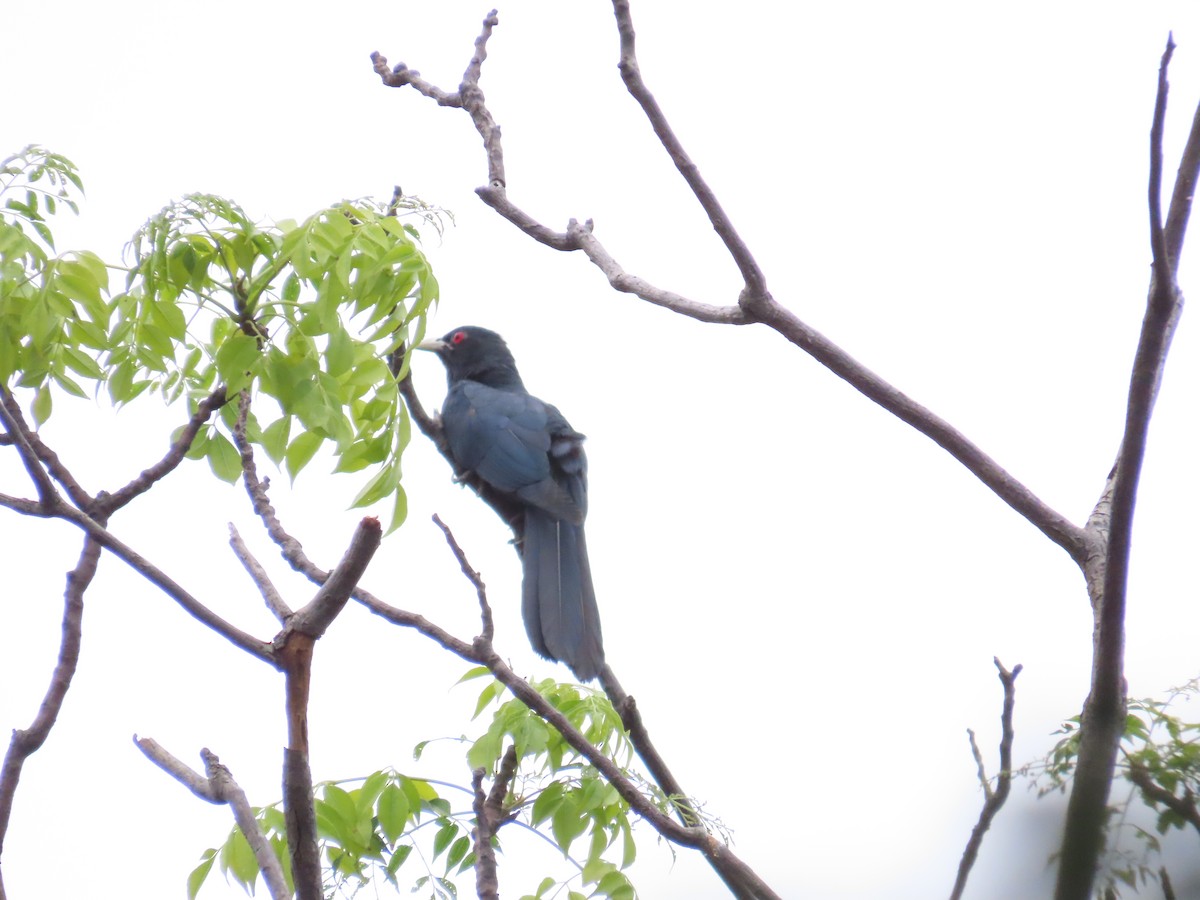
left=416, top=339, right=449, bottom=353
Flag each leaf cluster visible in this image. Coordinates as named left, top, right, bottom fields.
left=1028, top=676, right=1200, bottom=896
left=193, top=671, right=645, bottom=900
left=1, top=146, right=443, bottom=530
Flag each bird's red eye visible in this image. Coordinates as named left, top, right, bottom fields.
left=451, top=330, right=468, bottom=345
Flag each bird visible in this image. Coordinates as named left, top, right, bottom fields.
left=417, top=326, right=605, bottom=681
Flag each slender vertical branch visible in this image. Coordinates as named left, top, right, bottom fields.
left=1057, top=38, right=1199, bottom=900
left=950, top=659, right=1022, bottom=900
left=0, top=534, right=100, bottom=897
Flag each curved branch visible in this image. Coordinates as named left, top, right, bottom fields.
left=950, top=658, right=1022, bottom=900
left=0, top=534, right=98, bottom=874
left=0, top=387, right=63, bottom=509
left=52, top=503, right=275, bottom=664
left=103, top=387, right=229, bottom=513
left=611, top=0, right=768, bottom=305
left=135, top=739, right=290, bottom=900
left=371, top=9, right=1089, bottom=566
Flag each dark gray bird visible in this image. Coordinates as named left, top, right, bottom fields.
left=418, top=326, right=604, bottom=681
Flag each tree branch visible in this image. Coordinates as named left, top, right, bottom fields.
left=1126, top=763, right=1200, bottom=836
left=371, top=9, right=1089, bottom=565
left=432, top=514, right=493, bottom=642
left=610, top=0, right=769, bottom=306
left=0, top=387, right=62, bottom=509
left=229, top=523, right=293, bottom=623
left=949, top=659, right=1022, bottom=900
left=1057, top=39, right=1200, bottom=900
left=283, top=517, right=382, bottom=639
left=134, top=739, right=290, bottom=900
left=103, top=388, right=229, bottom=514
left=0, top=534, right=98, bottom=874
left=471, top=743, right=516, bottom=900
left=54, top=504, right=276, bottom=664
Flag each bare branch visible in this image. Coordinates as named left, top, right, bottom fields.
left=0, top=387, right=62, bottom=509
left=134, top=737, right=218, bottom=801
left=563, top=218, right=749, bottom=324
left=600, top=666, right=700, bottom=826
left=372, top=10, right=1089, bottom=566
left=0, top=493, right=45, bottom=516
left=1058, top=38, right=1197, bottom=900
left=233, top=395, right=313, bottom=570
left=949, top=659, right=1022, bottom=900
left=0, top=535, right=98, bottom=866
left=432, top=514, right=493, bottom=642
left=104, top=388, right=229, bottom=513
left=135, top=739, right=290, bottom=900
left=53, top=504, right=275, bottom=664
left=610, top=0, right=769, bottom=306
left=229, top=523, right=292, bottom=623
left=1149, top=37, right=1176, bottom=291
left=284, top=517, right=382, bottom=639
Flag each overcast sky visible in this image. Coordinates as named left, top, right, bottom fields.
left=4, top=2, right=1200, bottom=898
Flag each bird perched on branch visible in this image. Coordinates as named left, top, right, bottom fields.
left=417, top=326, right=604, bottom=681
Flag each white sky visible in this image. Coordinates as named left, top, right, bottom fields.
left=4, top=2, right=1200, bottom=898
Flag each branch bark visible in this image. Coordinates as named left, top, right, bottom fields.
left=135, top=739, right=290, bottom=900
left=371, top=7, right=1090, bottom=566
left=0, top=533, right=99, bottom=900
left=372, top=12, right=1200, bottom=899
left=949, top=659, right=1022, bottom=900
left=1056, top=38, right=1200, bottom=900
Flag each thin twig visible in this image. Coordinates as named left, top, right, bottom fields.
left=432, top=514, right=493, bottom=641
left=950, top=659, right=1022, bottom=900
left=135, top=739, right=290, bottom=900
left=62, top=504, right=275, bottom=663
left=371, top=10, right=1090, bottom=567
left=0, top=387, right=61, bottom=508
left=229, top=523, right=292, bottom=623
left=104, top=387, right=229, bottom=513
left=611, top=0, right=769, bottom=306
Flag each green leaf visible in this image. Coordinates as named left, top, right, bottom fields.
left=260, top=416, right=291, bottom=464
left=285, top=430, right=323, bottom=480
left=378, top=783, right=411, bottom=843
left=472, top=680, right=504, bottom=720
left=386, top=484, right=408, bottom=534
left=206, top=431, right=242, bottom=483
left=532, top=781, right=565, bottom=826
left=455, top=666, right=493, bottom=685
left=432, top=820, right=458, bottom=858
left=445, top=834, right=470, bottom=872
left=215, top=332, right=261, bottom=394
left=30, top=384, right=52, bottom=426
left=220, top=827, right=259, bottom=890
left=187, top=849, right=217, bottom=900
left=551, top=797, right=589, bottom=854
left=350, top=461, right=398, bottom=509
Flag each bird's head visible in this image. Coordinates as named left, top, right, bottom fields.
left=417, top=326, right=523, bottom=387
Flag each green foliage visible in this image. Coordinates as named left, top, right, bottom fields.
left=191, top=674, right=647, bottom=899
left=1, top=146, right=442, bottom=531
left=114, top=192, right=438, bottom=530
left=1028, top=675, right=1200, bottom=897
left=0, top=146, right=109, bottom=404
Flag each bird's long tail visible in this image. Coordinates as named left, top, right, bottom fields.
left=521, top=508, right=604, bottom=681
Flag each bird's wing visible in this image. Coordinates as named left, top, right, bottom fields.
left=444, top=382, right=584, bottom=522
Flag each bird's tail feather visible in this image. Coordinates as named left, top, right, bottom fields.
left=522, top=508, right=604, bottom=681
